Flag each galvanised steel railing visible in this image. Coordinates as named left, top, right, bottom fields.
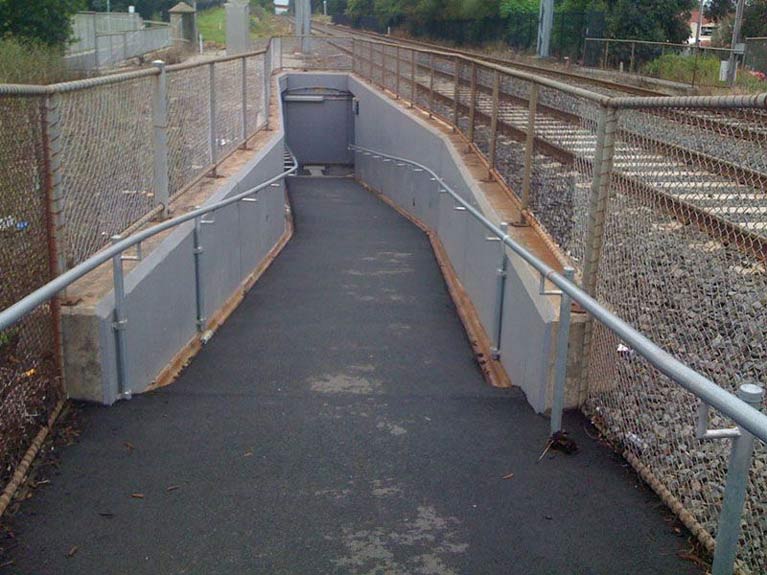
left=351, top=143, right=767, bottom=575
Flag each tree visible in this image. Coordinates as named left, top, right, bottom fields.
left=705, top=0, right=735, bottom=22
left=0, top=0, right=86, bottom=46
left=605, top=0, right=694, bottom=43
left=742, top=0, right=767, bottom=38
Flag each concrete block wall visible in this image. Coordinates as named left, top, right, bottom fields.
left=348, top=76, right=579, bottom=414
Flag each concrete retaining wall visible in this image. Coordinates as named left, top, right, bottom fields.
left=348, top=76, right=579, bottom=414
left=63, top=96, right=289, bottom=405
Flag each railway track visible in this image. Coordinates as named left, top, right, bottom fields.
left=296, top=26, right=767, bottom=260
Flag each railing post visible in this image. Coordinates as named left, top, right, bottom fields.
left=491, top=222, right=509, bottom=360
left=488, top=70, right=500, bottom=178
left=602, top=39, right=609, bottom=69
left=241, top=56, right=249, bottom=148
left=43, top=93, right=67, bottom=275
left=452, top=57, right=461, bottom=132
left=41, top=92, right=66, bottom=384
left=193, top=216, right=207, bottom=332
left=467, top=62, right=478, bottom=145
left=382, top=46, right=387, bottom=89
left=410, top=50, right=416, bottom=107
left=428, top=53, right=435, bottom=117
left=369, top=41, right=374, bottom=82
left=550, top=267, right=575, bottom=435
left=578, top=104, right=618, bottom=397
left=581, top=104, right=617, bottom=297
left=711, top=384, right=765, bottom=575
left=629, top=41, right=636, bottom=73
left=151, top=61, right=170, bottom=218
left=265, top=48, right=272, bottom=131
left=395, top=45, right=401, bottom=98
left=520, top=82, right=539, bottom=219
left=208, top=62, right=218, bottom=175
left=111, top=235, right=131, bottom=400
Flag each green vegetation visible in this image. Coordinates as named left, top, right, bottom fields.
left=642, top=53, right=767, bottom=92
left=0, top=0, right=85, bottom=46
left=338, top=0, right=696, bottom=45
left=198, top=7, right=228, bottom=44
left=0, top=37, right=81, bottom=84
left=198, top=6, right=289, bottom=47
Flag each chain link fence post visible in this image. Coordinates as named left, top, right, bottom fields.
left=43, top=93, right=67, bottom=276
left=410, top=50, right=416, bottom=107
left=241, top=56, right=249, bottom=148
left=452, top=56, right=461, bottom=132
left=578, top=104, right=618, bottom=396
left=395, top=45, right=401, bottom=98
left=208, top=62, right=218, bottom=175
left=520, top=82, right=538, bottom=220
left=264, top=50, right=272, bottom=131
left=428, top=52, right=435, bottom=117
left=42, top=91, right=67, bottom=383
left=151, top=61, right=170, bottom=218
left=467, top=62, right=478, bottom=145
left=488, top=70, right=500, bottom=178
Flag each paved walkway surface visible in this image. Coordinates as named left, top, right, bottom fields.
left=4, top=178, right=700, bottom=574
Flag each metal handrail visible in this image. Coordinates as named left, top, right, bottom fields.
left=352, top=144, right=764, bottom=575
left=0, top=150, right=298, bottom=333
left=350, top=144, right=767, bottom=443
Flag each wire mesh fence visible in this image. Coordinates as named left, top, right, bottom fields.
left=0, top=95, right=62, bottom=487
left=351, top=38, right=767, bottom=571
left=582, top=38, right=743, bottom=88
left=58, top=77, right=156, bottom=267
left=0, top=47, right=272, bottom=493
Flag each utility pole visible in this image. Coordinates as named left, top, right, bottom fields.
left=694, top=0, right=704, bottom=46
left=536, top=0, right=554, bottom=58
left=726, top=0, right=746, bottom=84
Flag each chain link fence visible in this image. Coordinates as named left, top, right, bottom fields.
left=0, top=95, right=61, bottom=487
left=351, top=38, right=767, bottom=572
left=582, top=37, right=767, bottom=91
left=0, top=45, right=272, bottom=493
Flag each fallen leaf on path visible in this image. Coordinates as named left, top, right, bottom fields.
left=501, top=472, right=514, bottom=480
left=131, top=493, right=144, bottom=499
left=66, top=546, right=78, bottom=558
left=166, top=485, right=180, bottom=492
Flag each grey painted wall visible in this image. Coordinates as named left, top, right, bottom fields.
left=348, top=76, right=575, bottom=414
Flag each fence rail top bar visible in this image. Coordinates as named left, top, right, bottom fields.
left=301, top=34, right=767, bottom=109
left=0, top=152, right=297, bottom=335
left=585, top=36, right=734, bottom=52
left=2, top=36, right=765, bottom=107
left=350, top=143, right=767, bottom=445
left=0, top=46, right=270, bottom=96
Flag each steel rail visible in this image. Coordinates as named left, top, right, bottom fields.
left=350, top=143, right=767, bottom=444
left=0, top=151, right=298, bottom=332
